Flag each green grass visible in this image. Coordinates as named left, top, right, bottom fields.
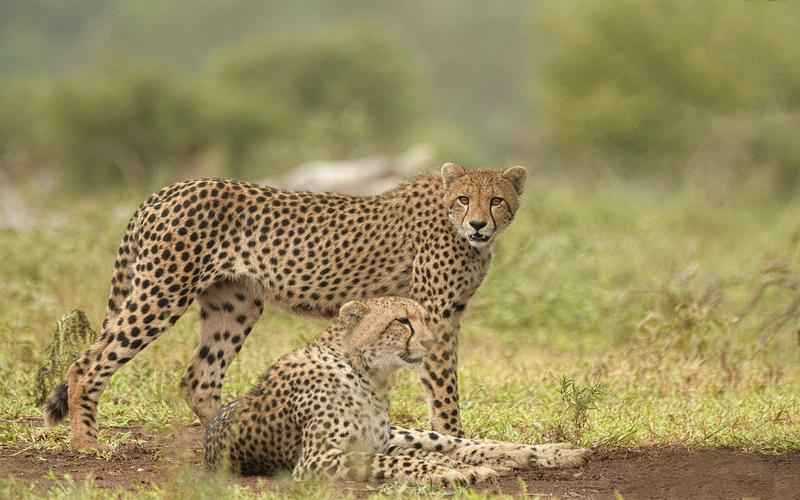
left=1, top=179, right=799, bottom=498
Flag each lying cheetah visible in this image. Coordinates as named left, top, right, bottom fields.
left=44, top=163, right=527, bottom=448
left=204, top=297, right=589, bottom=485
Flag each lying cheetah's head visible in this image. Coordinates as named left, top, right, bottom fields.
left=441, top=163, right=527, bottom=249
left=339, top=297, right=433, bottom=375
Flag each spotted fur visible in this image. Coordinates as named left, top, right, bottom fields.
left=43, top=163, right=527, bottom=449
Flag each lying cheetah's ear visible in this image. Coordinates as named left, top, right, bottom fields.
left=441, top=162, right=466, bottom=189
left=339, top=300, right=369, bottom=325
left=502, top=166, right=527, bottom=195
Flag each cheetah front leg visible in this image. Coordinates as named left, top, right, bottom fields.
left=410, top=250, right=470, bottom=436
left=451, top=442, right=589, bottom=470
left=417, top=317, right=464, bottom=436
left=293, top=421, right=496, bottom=487
left=386, top=446, right=505, bottom=476
left=388, top=426, right=590, bottom=470
left=293, top=447, right=496, bottom=487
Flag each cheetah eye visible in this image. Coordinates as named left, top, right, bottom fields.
left=457, top=196, right=469, bottom=206
left=396, top=318, right=415, bottom=334
left=490, top=197, right=504, bottom=207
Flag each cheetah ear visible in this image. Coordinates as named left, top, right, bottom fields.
left=339, top=300, right=369, bottom=325
left=441, top=162, right=466, bottom=190
left=502, top=166, right=527, bottom=195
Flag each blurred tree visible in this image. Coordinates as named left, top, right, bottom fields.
left=44, top=66, right=211, bottom=188
left=5, top=26, right=430, bottom=190
left=0, top=81, right=41, bottom=160
left=210, top=25, right=430, bottom=169
left=0, top=0, right=531, bottom=165
left=0, top=0, right=111, bottom=74
left=533, top=0, right=800, bottom=188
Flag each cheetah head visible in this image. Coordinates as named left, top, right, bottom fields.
left=339, top=297, right=434, bottom=375
left=441, top=162, right=527, bottom=249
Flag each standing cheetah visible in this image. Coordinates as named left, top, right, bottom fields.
left=204, top=296, right=588, bottom=485
left=44, top=163, right=527, bottom=449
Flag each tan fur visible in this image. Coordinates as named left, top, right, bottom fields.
left=56, top=163, right=527, bottom=449
left=203, top=297, right=589, bottom=485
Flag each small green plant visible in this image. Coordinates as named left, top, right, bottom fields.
left=559, top=376, right=606, bottom=442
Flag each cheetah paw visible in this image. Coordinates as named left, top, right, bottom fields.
left=71, top=435, right=102, bottom=451
left=464, top=465, right=499, bottom=484
left=514, top=443, right=591, bottom=468
left=429, top=468, right=472, bottom=488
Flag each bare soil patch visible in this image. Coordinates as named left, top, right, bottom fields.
left=2, top=419, right=798, bottom=499
left=485, top=447, right=800, bottom=499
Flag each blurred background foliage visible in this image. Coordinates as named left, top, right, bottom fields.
left=1, top=0, right=799, bottom=194
left=534, top=0, right=800, bottom=192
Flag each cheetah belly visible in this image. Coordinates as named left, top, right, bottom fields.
left=253, top=251, right=414, bottom=318
left=215, top=194, right=416, bottom=318
left=270, top=267, right=413, bottom=317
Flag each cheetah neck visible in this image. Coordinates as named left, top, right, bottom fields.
left=314, top=323, right=349, bottom=353
left=348, top=350, right=394, bottom=399
left=315, top=321, right=400, bottom=395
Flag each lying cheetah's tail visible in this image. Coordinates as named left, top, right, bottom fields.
left=204, top=400, right=240, bottom=471
left=43, top=383, right=69, bottom=426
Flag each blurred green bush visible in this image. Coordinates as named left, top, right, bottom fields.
left=210, top=26, right=429, bottom=173
left=0, top=26, right=430, bottom=190
left=0, top=80, right=46, bottom=165
left=9, top=3, right=800, bottom=195
left=45, top=67, right=211, bottom=188
left=534, top=0, right=800, bottom=189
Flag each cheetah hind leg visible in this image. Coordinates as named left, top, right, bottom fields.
left=180, top=279, right=264, bottom=423
left=67, top=284, right=195, bottom=449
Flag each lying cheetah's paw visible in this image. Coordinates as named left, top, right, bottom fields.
left=463, top=465, right=499, bottom=484
left=428, top=465, right=497, bottom=487
left=428, top=468, right=471, bottom=488
left=508, top=443, right=590, bottom=468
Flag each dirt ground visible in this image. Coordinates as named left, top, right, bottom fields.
left=2, top=419, right=799, bottom=499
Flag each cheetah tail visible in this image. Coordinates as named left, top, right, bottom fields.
left=43, top=383, right=69, bottom=426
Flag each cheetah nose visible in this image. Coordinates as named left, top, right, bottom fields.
left=469, top=220, right=487, bottom=230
